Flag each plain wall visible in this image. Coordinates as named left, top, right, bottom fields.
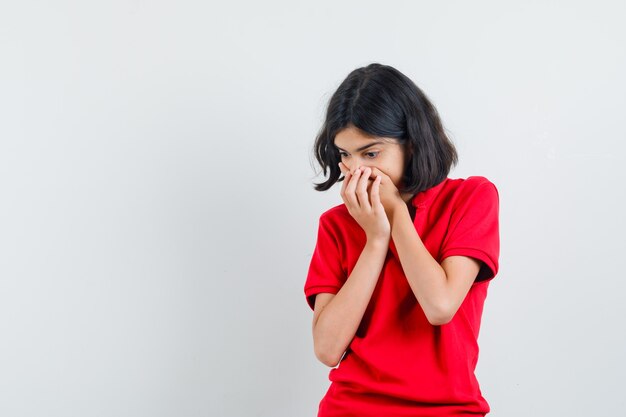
left=1, top=1, right=625, bottom=416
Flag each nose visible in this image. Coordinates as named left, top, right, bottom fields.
left=346, top=162, right=372, bottom=173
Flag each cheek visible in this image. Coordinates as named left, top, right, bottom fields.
left=372, top=166, right=390, bottom=178
left=383, top=167, right=403, bottom=185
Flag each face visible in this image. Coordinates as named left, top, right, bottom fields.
left=333, top=125, right=407, bottom=191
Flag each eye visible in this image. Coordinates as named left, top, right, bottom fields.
left=365, top=152, right=379, bottom=159
left=338, top=151, right=348, bottom=158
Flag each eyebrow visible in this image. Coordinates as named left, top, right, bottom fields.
left=335, top=140, right=386, bottom=152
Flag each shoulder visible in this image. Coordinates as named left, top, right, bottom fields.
left=318, top=203, right=351, bottom=225
left=316, top=203, right=361, bottom=240
left=439, top=176, right=499, bottom=215
left=460, top=175, right=497, bottom=191
left=448, top=175, right=498, bottom=199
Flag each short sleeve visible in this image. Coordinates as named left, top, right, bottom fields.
left=439, top=181, right=500, bottom=282
left=304, top=213, right=347, bottom=310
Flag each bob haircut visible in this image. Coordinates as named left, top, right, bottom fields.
left=312, top=63, right=458, bottom=196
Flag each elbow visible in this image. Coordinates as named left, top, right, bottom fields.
left=425, top=304, right=455, bottom=326
left=314, top=340, right=342, bottom=368
left=427, top=314, right=452, bottom=326
left=316, top=350, right=341, bottom=368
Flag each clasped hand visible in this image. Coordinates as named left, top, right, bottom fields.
left=338, top=162, right=405, bottom=241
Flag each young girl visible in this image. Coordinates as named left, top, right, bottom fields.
left=304, top=63, right=500, bottom=417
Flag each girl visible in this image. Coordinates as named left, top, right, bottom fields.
left=304, top=63, right=500, bottom=417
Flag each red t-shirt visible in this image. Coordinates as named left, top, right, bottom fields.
left=304, top=176, right=500, bottom=417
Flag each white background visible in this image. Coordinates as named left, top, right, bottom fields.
left=1, top=1, right=625, bottom=416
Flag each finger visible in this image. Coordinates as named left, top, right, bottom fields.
left=340, top=172, right=353, bottom=209
left=356, top=167, right=372, bottom=211
left=339, top=161, right=348, bottom=176
left=339, top=164, right=350, bottom=193
left=369, top=167, right=387, bottom=183
left=371, top=175, right=383, bottom=209
left=345, top=167, right=362, bottom=209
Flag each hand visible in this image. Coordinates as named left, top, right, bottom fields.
left=338, top=163, right=390, bottom=243
left=339, top=162, right=406, bottom=221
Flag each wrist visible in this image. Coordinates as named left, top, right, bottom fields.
left=365, top=235, right=390, bottom=249
left=389, top=201, right=409, bottom=223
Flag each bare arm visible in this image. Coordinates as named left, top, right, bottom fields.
left=390, top=203, right=482, bottom=325
left=312, top=238, right=388, bottom=367
left=311, top=165, right=390, bottom=367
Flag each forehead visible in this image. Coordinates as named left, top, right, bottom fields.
left=333, top=126, right=392, bottom=149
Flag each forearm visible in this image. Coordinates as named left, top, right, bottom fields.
left=390, top=204, right=449, bottom=325
left=313, top=238, right=389, bottom=367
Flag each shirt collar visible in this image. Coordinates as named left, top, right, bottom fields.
left=411, top=178, right=449, bottom=208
